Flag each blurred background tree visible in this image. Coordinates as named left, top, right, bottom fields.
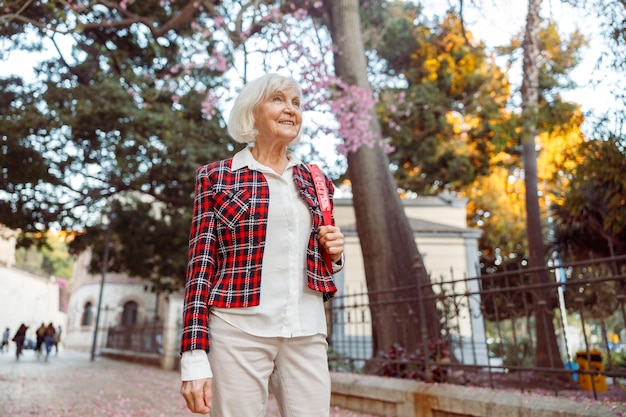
left=14, top=231, right=75, bottom=279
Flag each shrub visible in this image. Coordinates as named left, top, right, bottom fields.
left=367, top=338, right=450, bottom=382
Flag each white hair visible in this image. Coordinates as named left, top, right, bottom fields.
left=227, top=73, right=303, bottom=145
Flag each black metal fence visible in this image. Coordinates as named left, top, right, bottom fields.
left=103, top=255, right=626, bottom=402
left=326, top=254, right=626, bottom=401
left=106, top=322, right=164, bottom=354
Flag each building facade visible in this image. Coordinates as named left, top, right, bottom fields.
left=64, top=247, right=166, bottom=352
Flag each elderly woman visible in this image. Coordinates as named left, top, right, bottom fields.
left=179, top=73, right=345, bottom=416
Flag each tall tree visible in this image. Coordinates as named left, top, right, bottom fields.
left=324, top=0, right=442, bottom=356
left=520, top=0, right=562, bottom=370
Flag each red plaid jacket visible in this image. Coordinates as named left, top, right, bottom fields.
left=180, top=158, right=338, bottom=353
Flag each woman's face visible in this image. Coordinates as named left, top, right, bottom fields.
left=253, top=87, right=302, bottom=144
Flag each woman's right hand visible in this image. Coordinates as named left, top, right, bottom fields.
left=180, top=378, right=212, bottom=414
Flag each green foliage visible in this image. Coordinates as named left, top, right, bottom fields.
left=551, top=137, right=626, bottom=258
left=327, top=347, right=364, bottom=374
left=606, top=350, right=626, bottom=369
left=375, top=6, right=513, bottom=194
left=561, top=262, right=626, bottom=319
left=14, top=231, right=75, bottom=279
left=0, top=0, right=236, bottom=290
left=488, top=336, right=535, bottom=368
left=368, top=4, right=595, bottom=274
left=68, top=199, right=192, bottom=291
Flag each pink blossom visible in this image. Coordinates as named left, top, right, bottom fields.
left=126, top=87, right=138, bottom=99
left=206, top=51, right=228, bottom=72
left=240, top=28, right=251, bottom=42
left=329, top=83, right=384, bottom=155
left=201, top=90, right=220, bottom=120
left=271, top=7, right=282, bottom=20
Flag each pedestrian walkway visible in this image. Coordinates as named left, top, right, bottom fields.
left=0, top=348, right=374, bottom=417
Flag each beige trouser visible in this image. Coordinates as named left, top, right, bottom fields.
left=208, top=314, right=331, bottom=417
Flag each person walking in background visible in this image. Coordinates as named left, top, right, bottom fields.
left=1, top=327, right=9, bottom=353
left=43, top=322, right=56, bottom=361
left=12, top=323, right=28, bottom=360
left=179, top=73, right=345, bottom=417
left=35, top=322, right=46, bottom=359
left=53, top=325, right=62, bottom=355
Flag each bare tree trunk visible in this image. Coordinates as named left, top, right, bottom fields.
left=520, top=0, right=563, bottom=370
left=326, top=0, right=441, bottom=359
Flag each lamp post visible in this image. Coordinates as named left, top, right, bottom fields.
left=90, top=213, right=115, bottom=361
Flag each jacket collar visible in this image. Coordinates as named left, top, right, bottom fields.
left=231, top=145, right=303, bottom=172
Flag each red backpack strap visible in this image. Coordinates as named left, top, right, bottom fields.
left=308, top=164, right=334, bottom=268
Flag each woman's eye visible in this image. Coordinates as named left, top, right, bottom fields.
left=273, top=96, right=282, bottom=103
left=293, top=101, right=301, bottom=108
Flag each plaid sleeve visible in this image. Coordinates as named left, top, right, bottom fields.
left=180, top=165, right=216, bottom=354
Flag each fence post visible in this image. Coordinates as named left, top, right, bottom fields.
left=160, top=293, right=182, bottom=371
left=412, top=258, right=432, bottom=381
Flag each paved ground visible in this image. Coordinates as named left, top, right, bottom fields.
left=0, top=347, right=374, bottom=417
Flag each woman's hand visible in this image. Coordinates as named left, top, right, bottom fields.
left=180, top=378, right=212, bottom=414
left=318, top=225, right=344, bottom=263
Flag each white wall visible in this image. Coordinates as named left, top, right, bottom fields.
left=0, top=265, right=67, bottom=343
left=332, top=197, right=486, bottom=345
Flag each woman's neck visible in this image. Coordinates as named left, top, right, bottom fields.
left=250, top=145, right=290, bottom=173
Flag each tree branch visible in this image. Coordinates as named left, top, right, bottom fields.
left=78, top=0, right=221, bottom=38
left=0, top=0, right=36, bottom=24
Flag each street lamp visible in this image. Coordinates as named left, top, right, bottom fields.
left=90, top=213, right=115, bottom=361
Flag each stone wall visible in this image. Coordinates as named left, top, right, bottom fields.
left=330, top=373, right=618, bottom=417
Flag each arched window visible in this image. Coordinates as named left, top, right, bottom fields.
left=121, top=301, right=138, bottom=326
left=81, top=302, right=93, bottom=326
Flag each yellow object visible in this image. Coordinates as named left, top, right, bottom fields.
left=575, top=350, right=607, bottom=392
